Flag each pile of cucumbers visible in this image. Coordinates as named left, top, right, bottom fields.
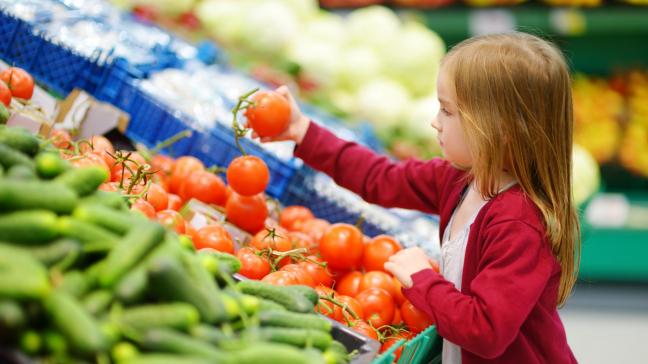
left=0, top=126, right=352, bottom=364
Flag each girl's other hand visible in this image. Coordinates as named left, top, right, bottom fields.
left=252, top=85, right=311, bottom=145
left=385, top=247, right=437, bottom=288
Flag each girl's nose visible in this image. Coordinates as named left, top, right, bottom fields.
left=431, top=116, right=441, bottom=132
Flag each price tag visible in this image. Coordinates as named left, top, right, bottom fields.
left=585, top=194, right=629, bottom=228
left=469, top=10, right=516, bottom=37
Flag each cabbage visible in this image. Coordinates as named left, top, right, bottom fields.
left=338, top=47, right=382, bottom=91
left=572, top=144, right=601, bottom=206
left=196, top=0, right=249, bottom=45
left=276, top=0, right=320, bottom=21
left=287, top=38, right=342, bottom=90
left=407, top=95, right=440, bottom=140
left=346, top=6, right=401, bottom=51
left=240, top=1, right=300, bottom=56
left=355, top=79, right=412, bottom=129
left=304, top=13, right=346, bottom=45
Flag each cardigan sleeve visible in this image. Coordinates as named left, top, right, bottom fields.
left=401, top=220, right=555, bottom=359
left=294, top=122, right=459, bottom=214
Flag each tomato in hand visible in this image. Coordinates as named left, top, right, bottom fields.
left=0, top=67, right=34, bottom=100
left=359, top=271, right=397, bottom=299
left=237, top=247, right=271, bottom=280
left=356, top=287, right=395, bottom=328
left=144, top=183, right=169, bottom=212
left=179, top=170, right=227, bottom=206
left=319, top=224, right=364, bottom=270
left=170, top=156, right=204, bottom=193
left=280, top=206, right=314, bottom=231
left=244, top=90, right=291, bottom=137
left=401, top=300, right=434, bottom=334
left=226, top=155, right=269, bottom=196
left=363, top=235, right=402, bottom=272
left=0, top=81, right=11, bottom=107
left=130, top=198, right=156, bottom=219
left=335, top=271, right=363, bottom=297
left=262, top=271, right=300, bottom=286
left=225, top=192, right=268, bottom=234
left=194, top=224, right=234, bottom=254
left=156, top=209, right=186, bottom=234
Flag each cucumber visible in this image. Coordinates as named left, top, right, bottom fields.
left=81, top=190, right=127, bottom=210
left=35, top=152, right=70, bottom=179
left=82, top=290, right=113, bottom=315
left=99, top=221, right=165, bottom=288
left=20, top=330, right=42, bottom=355
left=114, top=265, right=147, bottom=304
left=0, top=104, right=8, bottom=124
left=138, top=329, right=234, bottom=363
left=111, top=342, right=139, bottom=363
left=0, top=180, right=78, bottom=214
left=55, top=166, right=109, bottom=196
left=45, top=290, right=107, bottom=354
left=120, top=354, right=215, bottom=364
left=233, top=342, right=324, bottom=364
left=119, top=303, right=200, bottom=332
left=0, top=210, right=59, bottom=244
left=324, top=340, right=350, bottom=364
left=258, top=297, right=288, bottom=312
left=11, top=238, right=81, bottom=267
left=57, top=217, right=119, bottom=247
left=237, top=280, right=314, bottom=313
left=286, top=285, right=319, bottom=306
left=0, top=244, right=50, bottom=299
left=0, top=127, right=40, bottom=156
left=0, top=300, right=25, bottom=331
left=189, top=324, right=229, bottom=345
left=43, top=330, right=68, bottom=357
left=7, top=164, right=36, bottom=180
left=197, top=250, right=241, bottom=275
left=148, top=256, right=228, bottom=324
left=74, top=203, right=143, bottom=235
left=259, top=310, right=332, bottom=332
left=58, top=270, right=90, bottom=298
left=255, top=327, right=333, bottom=350
left=0, top=142, right=34, bottom=169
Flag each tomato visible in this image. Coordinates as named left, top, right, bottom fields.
left=179, top=170, right=227, bottom=206
left=356, top=288, right=395, bottom=328
left=49, top=130, right=73, bottom=150
left=401, top=300, right=434, bottom=334
left=225, top=192, right=268, bottom=234
left=314, top=285, right=337, bottom=319
left=319, top=224, right=364, bottom=270
left=99, top=182, right=119, bottom=193
left=298, top=257, right=333, bottom=288
left=0, top=81, right=11, bottom=106
left=335, top=295, right=364, bottom=323
left=144, top=183, right=169, bottom=212
left=391, top=306, right=403, bottom=325
left=151, top=154, right=175, bottom=177
left=363, top=235, right=402, bottom=272
left=391, top=276, right=407, bottom=306
left=0, top=67, right=34, bottom=100
left=359, top=271, right=397, bottom=299
left=244, top=90, right=291, bottom=137
left=335, top=271, right=363, bottom=297
left=156, top=209, right=186, bottom=234
left=262, top=271, right=299, bottom=286
left=380, top=332, right=413, bottom=361
left=237, top=247, right=271, bottom=280
left=194, top=224, right=234, bottom=253
left=71, top=153, right=110, bottom=181
left=294, top=218, right=330, bottom=242
left=349, top=319, right=378, bottom=341
left=226, top=155, right=269, bottom=197
left=280, top=264, right=315, bottom=287
left=109, top=151, right=147, bottom=183
left=289, top=232, right=317, bottom=255
left=279, top=206, right=314, bottom=231
left=250, top=228, right=292, bottom=266
left=130, top=198, right=156, bottom=219
left=79, top=135, right=114, bottom=155
left=167, top=193, right=183, bottom=211
left=170, top=156, right=204, bottom=193
left=184, top=222, right=199, bottom=243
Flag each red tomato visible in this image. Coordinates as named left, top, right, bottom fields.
left=380, top=331, right=413, bottom=361
left=359, top=271, right=397, bottom=299
left=226, top=155, right=269, bottom=197
left=225, top=192, right=268, bottom=234
left=362, top=235, right=402, bottom=272
left=293, top=218, right=330, bottom=242
left=335, top=271, right=363, bottom=297
left=49, top=130, right=73, bottom=150
left=391, top=277, right=407, bottom=306
left=262, top=271, right=300, bottom=286
left=156, top=209, right=186, bottom=234
left=170, top=156, right=204, bottom=193
left=237, top=247, right=271, bottom=280
left=0, top=67, right=34, bottom=100
left=391, top=306, right=403, bottom=325
left=401, top=300, right=434, bottom=334
left=151, top=154, right=175, bottom=176
left=319, top=224, right=364, bottom=270
left=185, top=222, right=200, bottom=244
left=244, top=90, right=291, bottom=137
left=144, top=183, right=169, bottom=212
left=290, top=232, right=317, bottom=255
left=71, top=153, right=110, bottom=182
left=335, top=295, right=364, bottom=323
left=109, top=151, right=147, bottom=183
left=280, top=264, right=315, bottom=287
left=79, top=135, right=114, bottom=155
left=130, top=198, right=156, bottom=219
left=279, top=206, right=314, bottom=231
left=356, top=288, right=395, bottom=328
left=99, top=182, right=119, bottom=193
left=179, top=170, right=227, bottom=206
left=167, top=193, right=183, bottom=211
left=298, top=257, right=333, bottom=288
left=315, top=285, right=337, bottom=319
left=0, top=81, right=11, bottom=106
left=194, top=224, right=234, bottom=254
left=250, top=228, right=292, bottom=266
left=349, top=319, right=379, bottom=341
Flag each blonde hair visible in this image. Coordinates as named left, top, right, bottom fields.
left=443, top=32, right=580, bottom=307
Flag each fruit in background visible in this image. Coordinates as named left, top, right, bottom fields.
left=392, top=0, right=455, bottom=7
left=620, top=71, right=648, bottom=178
left=245, top=91, right=291, bottom=137
left=572, top=144, right=600, bottom=206
left=280, top=205, right=314, bottom=231
left=226, top=155, right=270, bottom=196
left=0, top=67, right=35, bottom=100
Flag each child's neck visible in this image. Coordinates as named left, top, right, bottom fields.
left=472, top=171, right=517, bottom=198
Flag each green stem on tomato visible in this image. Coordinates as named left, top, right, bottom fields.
left=150, top=130, right=192, bottom=156
left=231, top=88, right=260, bottom=156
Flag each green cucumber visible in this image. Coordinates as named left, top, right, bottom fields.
left=258, top=298, right=288, bottom=312
left=0, top=244, right=50, bottom=299
left=114, top=265, right=148, bottom=304
left=120, top=354, right=215, bottom=364
left=55, top=166, right=109, bottom=196
left=259, top=310, right=333, bottom=332
left=82, top=290, right=113, bottom=315
left=58, top=270, right=90, bottom=298
left=286, top=285, right=319, bottom=306
left=0, top=210, right=59, bottom=244
left=119, top=303, right=200, bottom=332
left=0, top=127, right=40, bottom=156
left=81, top=190, right=127, bottom=210
left=74, top=203, right=143, bottom=235
left=111, top=342, right=139, bottom=363
left=0, top=142, right=34, bottom=169
left=197, top=250, right=241, bottom=275
left=57, top=217, right=119, bottom=247
left=237, top=280, right=314, bottom=313
left=11, top=238, right=81, bottom=267
left=233, top=342, right=324, bottom=364
left=0, top=104, right=8, bottom=124
left=35, top=152, right=70, bottom=179
left=45, top=290, right=107, bottom=354
left=255, top=327, right=333, bottom=350
left=20, top=330, right=42, bottom=355
left=99, top=221, right=165, bottom=288
left=138, top=329, right=233, bottom=363
left=7, top=164, right=36, bottom=180
left=189, top=324, right=229, bottom=345
left=0, top=180, right=77, bottom=214
left=43, top=330, right=68, bottom=357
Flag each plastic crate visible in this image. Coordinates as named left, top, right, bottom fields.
left=372, top=325, right=441, bottom=364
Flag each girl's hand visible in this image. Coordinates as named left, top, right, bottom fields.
left=384, top=247, right=438, bottom=288
left=253, top=85, right=311, bottom=145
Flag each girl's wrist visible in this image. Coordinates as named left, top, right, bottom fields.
left=294, top=116, right=310, bottom=144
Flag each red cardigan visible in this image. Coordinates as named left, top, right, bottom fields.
left=295, top=123, right=576, bottom=364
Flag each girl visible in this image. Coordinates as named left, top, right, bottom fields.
left=261, top=32, right=578, bottom=363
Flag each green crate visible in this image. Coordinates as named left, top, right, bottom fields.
left=372, top=325, right=441, bottom=364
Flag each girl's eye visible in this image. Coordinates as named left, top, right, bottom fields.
left=441, top=108, right=451, bottom=116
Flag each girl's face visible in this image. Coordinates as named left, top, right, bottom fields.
left=431, top=68, right=473, bottom=169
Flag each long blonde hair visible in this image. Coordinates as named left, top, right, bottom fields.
left=443, top=32, right=580, bottom=306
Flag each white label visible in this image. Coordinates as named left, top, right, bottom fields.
left=469, top=10, right=516, bottom=37
left=585, top=194, right=630, bottom=228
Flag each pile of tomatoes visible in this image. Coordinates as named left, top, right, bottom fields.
left=0, top=67, right=35, bottom=108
